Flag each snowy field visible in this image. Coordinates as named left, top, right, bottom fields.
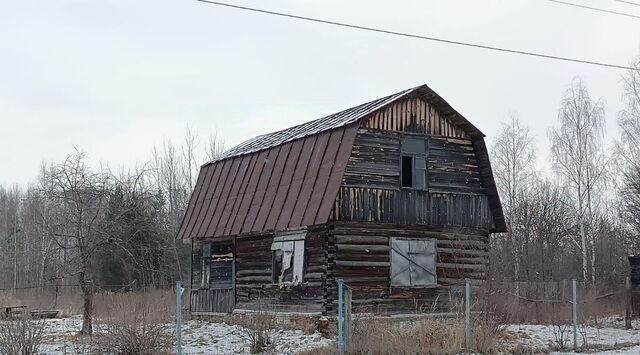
left=29, top=314, right=640, bottom=354
left=504, top=317, right=640, bottom=354
left=39, top=315, right=331, bottom=354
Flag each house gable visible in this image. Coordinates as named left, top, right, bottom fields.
left=176, top=84, right=506, bottom=240
left=362, top=95, right=469, bottom=138
left=337, top=96, right=495, bottom=230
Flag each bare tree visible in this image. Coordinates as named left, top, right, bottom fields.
left=490, top=114, right=536, bottom=293
left=205, top=130, right=225, bottom=163
left=152, top=139, right=186, bottom=234
left=549, top=78, right=608, bottom=285
left=182, top=127, right=200, bottom=193
left=152, top=129, right=225, bottom=234
left=0, top=126, right=225, bottom=325
left=619, top=55, right=640, bottom=248
left=40, top=150, right=112, bottom=335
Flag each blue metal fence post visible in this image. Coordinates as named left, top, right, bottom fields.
left=465, top=278, right=471, bottom=351
left=572, top=279, right=577, bottom=350
left=338, top=278, right=344, bottom=353
left=176, top=281, right=183, bottom=355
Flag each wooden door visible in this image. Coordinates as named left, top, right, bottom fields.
left=190, top=241, right=235, bottom=313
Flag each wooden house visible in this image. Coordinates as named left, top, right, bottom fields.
left=176, top=85, right=506, bottom=315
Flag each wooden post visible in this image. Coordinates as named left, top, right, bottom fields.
left=626, top=276, right=632, bottom=330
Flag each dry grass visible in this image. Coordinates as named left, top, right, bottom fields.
left=483, top=282, right=626, bottom=325
left=305, top=315, right=504, bottom=355
left=1, top=287, right=180, bottom=319
left=93, top=289, right=175, bottom=355
left=0, top=289, right=82, bottom=316
left=7, top=288, right=178, bottom=354
left=235, top=311, right=279, bottom=353
left=0, top=314, right=46, bottom=355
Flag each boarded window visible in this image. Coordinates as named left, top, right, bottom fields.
left=210, top=242, right=233, bottom=289
left=271, top=230, right=306, bottom=285
left=390, top=237, right=436, bottom=287
left=198, top=242, right=233, bottom=290
left=401, top=136, right=427, bottom=190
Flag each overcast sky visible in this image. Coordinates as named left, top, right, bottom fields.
left=1, top=0, right=639, bottom=186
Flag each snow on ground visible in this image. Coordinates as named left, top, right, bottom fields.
left=180, top=319, right=331, bottom=354
left=37, top=315, right=331, bottom=354
left=552, top=346, right=640, bottom=355
left=30, top=314, right=640, bottom=354
left=504, top=316, right=640, bottom=354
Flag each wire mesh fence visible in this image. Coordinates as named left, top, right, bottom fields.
left=476, top=279, right=629, bottom=325
left=0, top=283, right=183, bottom=319
left=1, top=279, right=631, bottom=321
left=1, top=278, right=635, bottom=354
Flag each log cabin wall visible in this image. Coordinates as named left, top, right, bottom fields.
left=326, top=223, right=488, bottom=315
left=336, top=96, right=494, bottom=230
left=326, top=96, right=493, bottom=314
left=232, top=225, right=328, bottom=313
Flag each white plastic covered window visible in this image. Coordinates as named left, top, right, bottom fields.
left=271, top=230, right=306, bottom=285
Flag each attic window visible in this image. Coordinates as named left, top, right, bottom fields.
left=401, top=136, right=428, bottom=190
left=271, top=230, right=306, bottom=285
left=401, top=156, right=413, bottom=187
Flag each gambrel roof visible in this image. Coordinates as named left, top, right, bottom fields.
left=177, top=84, right=506, bottom=240
left=207, top=85, right=485, bottom=164
left=212, top=87, right=418, bottom=162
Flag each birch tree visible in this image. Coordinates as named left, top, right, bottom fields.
left=619, top=56, right=640, bottom=247
left=549, top=79, right=608, bottom=285
left=205, top=131, right=225, bottom=162
left=490, top=114, right=536, bottom=292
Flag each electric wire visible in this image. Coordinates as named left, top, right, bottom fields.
left=195, top=0, right=637, bottom=71
left=545, top=0, right=640, bottom=19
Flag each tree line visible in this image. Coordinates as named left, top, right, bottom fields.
left=2, top=56, right=640, bottom=332
left=489, top=55, right=640, bottom=291
left=0, top=129, right=223, bottom=334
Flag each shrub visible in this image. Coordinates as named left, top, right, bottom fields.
left=236, top=311, right=279, bottom=353
left=0, top=314, right=45, bottom=355
left=96, top=291, right=174, bottom=355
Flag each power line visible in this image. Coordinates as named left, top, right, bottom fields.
left=615, top=0, right=640, bottom=7
left=545, top=0, right=640, bottom=19
left=195, top=0, right=636, bottom=71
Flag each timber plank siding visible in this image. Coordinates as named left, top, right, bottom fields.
left=234, top=227, right=327, bottom=313
left=177, top=84, right=506, bottom=316
left=326, top=223, right=488, bottom=314
left=338, top=127, right=493, bottom=230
